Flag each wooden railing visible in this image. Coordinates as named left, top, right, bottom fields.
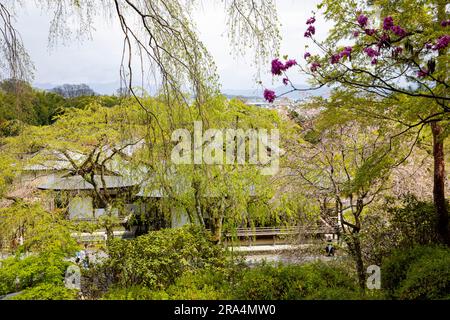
left=226, top=226, right=337, bottom=238
left=71, top=230, right=135, bottom=243
left=224, top=226, right=339, bottom=246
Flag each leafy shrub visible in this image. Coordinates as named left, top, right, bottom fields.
left=232, top=262, right=360, bottom=300
left=387, top=195, right=440, bottom=247
left=102, top=286, right=169, bottom=300
left=382, top=246, right=450, bottom=300
left=360, top=195, right=442, bottom=266
left=99, top=261, right=363, bottom=300
left=360, top=207, right=397, bottom=266
left=165, top=270, right=233, bottom=300
left=94, top=225, right=231, bottom=294
left=103, top=271, right=232, bottom=300
left=0, top=253, right=70, bottom=296
left=12, top=283, right=77, bottom=300
left=0, top=119, right=24, bottom=137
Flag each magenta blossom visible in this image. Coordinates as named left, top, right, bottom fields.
left=441, top=20, right=450, bottom=27
left=391, top=25, right=407, bottom=37
left=310, top=62, right=321, bottom=72
left=364, top=47, right=380, bottom=58
left=304, top=25, right=316, bottom=37
left=304, top=52, right=311, bottom=59
left=383, top=16, right=394, bottom=30
left=371, top=58, right=378, bottom=65
left=433, top=35, right=450, bottom=50
left=425, top=42, right=433, bottom=49
left=365, top=29, right=376, bottom=36
left=357, top=14, right=368, bottom=27
left=271, top=59, right=285, bottom=76
left=271, top=58, right=297, bottom=76
left=378, top=33, right=391, bottom=48
left=417, top=69, right=429, bottom=78
left=284, top=59, right=297, bottom=69
left=353, top=31, right=360, bottom=38
left=306, top=16, right=316, bottom=25
left=392, top=47, right=403, bottom=57
left=264, top=89, right=276, bottom=103
left=330, top=54, right=341, bottom=64
left=340, top=46, right=352, bottom=59
left=282, top=78, right=289, bottom=85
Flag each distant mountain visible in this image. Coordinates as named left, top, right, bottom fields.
left=50, top=84, right=96, bottom=98
left=34, top=81, right=122, bottom=96
left=222, top=94, right=263, bottom=101
left=221, top=88, right=263, bottom=99
left=33, top=82, right=331, bottom=100
left=221, top=84, right=331, bottom=101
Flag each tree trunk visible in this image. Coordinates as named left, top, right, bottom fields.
left=193, top=179, right=205, bottom=227
left=347, top=235, right=366, bottom=292
left=354, top=238, right=366, bottom=292
left=431, top=122, right=450, bottom=246
left=210, top=215, right=223, bottom=244
left=105, top=204, right=114, bottom=243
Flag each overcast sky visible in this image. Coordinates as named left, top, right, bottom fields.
left=14, top=0, right=330, bottom=93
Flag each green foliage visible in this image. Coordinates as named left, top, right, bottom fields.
left=0, top=202, right=78, bottom=255
left=102, top=286, right=169, bottom=300
left=0, top=253, right=71, bottom=296
left=0, top=79, right=124, bottom=128
left=58, top=95, right=122, bottom=111
left=11, top=283, right=77, bottom=300
left=0, top=80, right=65, bottom=126
left=232, top=262, right=360, bottom=300
left=382, top=246, right=450, bottom=300
left=100, top=225, right=232, bottom=291
left=100, top=261, right=365, bottom=300
left=164, top=270, right=233, bottom=300
left=359, top=205, right=397, bottom=266
left=0, top=119, right=25, bottom=137
left=0, top=203, right=79, bottom=299
left=103, top=270, right=233, bottom=300
left=387, top=195, right=441, bottom=247
left=361, top=195, right=445, bottom=266
left=0, top=153, right=15, bottom=198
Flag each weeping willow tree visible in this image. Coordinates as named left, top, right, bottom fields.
left=0, top=0, right=283, bottom=241
left=0, top=0, right=280, bottom=103
left=0, top=2, right=32, bottom=81
left=142, top=96, right=284, bottom=243
left=115, top=95, right=285, bottom=243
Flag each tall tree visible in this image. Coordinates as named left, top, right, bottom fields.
left=6, top=102, right=146, bottom=241
left=286, top=110, right=391, bottom=289
left=267, top=0, right=450, bottom=245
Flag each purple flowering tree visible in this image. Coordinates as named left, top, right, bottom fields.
left=265, top=0, right=450, bottom=248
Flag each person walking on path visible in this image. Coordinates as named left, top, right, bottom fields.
left=325, top=240, right=335, bottom=257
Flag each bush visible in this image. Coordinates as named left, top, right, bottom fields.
left=102, top=286, right=169, bottom=300
left=165, top=270, right=233, bottom=300
left=0, top=119, right=24, bottom=137
left=360, top=195, right=443, bottom=266
left=387, top=195, right=440, bottom=247
left=91, top=225, right=231, bottom=295
left=382, top=246, right=450, bottom=300
left=103, top=270, right=232, bottom=300
left=99, top=261, right=363, bottom=300
left=12, top=283, right=77, bottom=300
left=0, top=253, right=70, bottom=296
left=232, top=262, right=360, bottom=300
